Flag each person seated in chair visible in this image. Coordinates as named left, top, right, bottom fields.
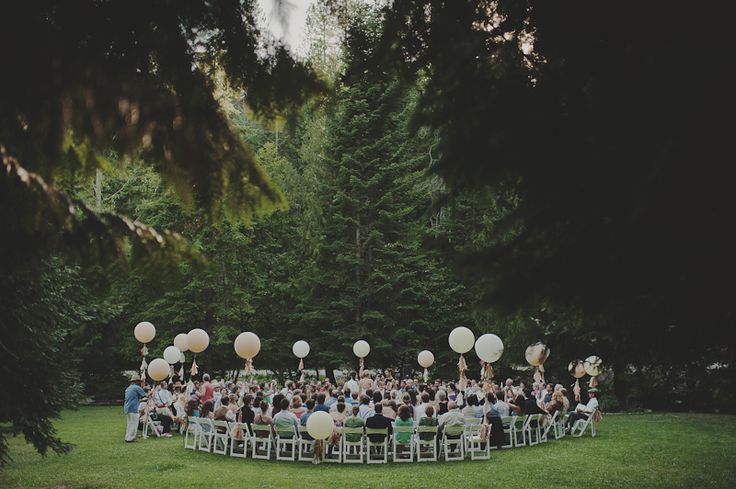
left=364, top=403, right=392, bottom=444
left=213, top=395, right=236, bottom=422
left=566, top=388, right=599, bottom=434
left=344, top=405, right=365, bottom=443
left=393, top=404, right=414, bottom=445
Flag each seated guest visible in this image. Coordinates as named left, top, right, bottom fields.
left=438, top=401, right=464, bottom=434
left=484, top=393, right=504, bottom=449
left=508, top=388, right=526, bottom=415
left=545, top=390, right=566, bottom=417
left=462, top=393, right=484, bottom=419
left=418, top=405, right=438, bottom=440
left=522, top=388, right=546, bottom=415
left=364, top=403, right=392, bottom=443
left=213, top=396, right=236, bottom=422
left=314, top=393, right=330, bottom=413
left=436, top=389, right=449, bottom=415
left=271, top=393, right=285, bottom=417
left=290, top=395, right=306, bottom=419
left=239, top=394, right=255, bottom=427
left=543, top=383, right=554, bottom=404
left=344, top=405, right=365, bottom=443
left=401, top=393, right=415, bottom=419
left=299, top=399, right=317, bottom=440
left=200, top=400, right=215, bottom=419
left=358, top=394, right=374, bottom=420
left=393, top=405, right=414, bottom=445
left=330, top=398, right=348, bottom=426
left=152, top=382, right=174, bottom=437
left=415, top=392, right=430, bottom=421
left=566, top=388, right=599, bottom=434
left=253, top=400, right=274, bottom=436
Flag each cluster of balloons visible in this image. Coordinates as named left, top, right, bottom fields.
left=133, top=322, right=213, bottom=382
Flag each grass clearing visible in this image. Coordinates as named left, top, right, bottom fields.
left=1, top=407, right=735, bottom=489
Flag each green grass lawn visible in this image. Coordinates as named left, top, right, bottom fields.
left=1, top=407, right=735, bottom=489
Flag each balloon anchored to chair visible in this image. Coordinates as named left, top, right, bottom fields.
left=187, top=328, right=209, bottom=377
left=525, top=342, right=551, bottom=383
left=568, top=359, right=586, bottom=401
left=148, top=358, right=169, bottom=382
left=134, top=321, right=155, bottom=380
left=584, top=355, right=603, bottom=388
left=353, top=340, right=370, bottom=374
left=293, top=340, right=310, bottom=379
left=475, top=333, right=504, bottom=381
left=417, top=350, right=434, bottom=382
left=234, top=332, right=261, bottom=378
left=306, top=411, right=335, bottom=464
left=449, top=327, right=474, bottom=390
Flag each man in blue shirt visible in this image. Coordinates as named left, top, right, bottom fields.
left=314, top=393, right=330, bottom=413
left=124, top=373, right=148, bottom=442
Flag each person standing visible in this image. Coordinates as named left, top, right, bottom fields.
left=124, top=373, right=148, bottom=442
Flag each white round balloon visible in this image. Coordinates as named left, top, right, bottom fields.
left=187, top=328, right=209, bottom=354
left=292, top=340, right=310, bottom=359
left=584, top=355, right=604, bottom=377
left=234, top=332, right=261, bottom=359
left=163, top=345, right=181, bottom=364
left=448, top=326, right=475, bottom=354
left=353, top=340, right=370, bottom=358
left=173, top=333, right=190, bottom=352
left=134, top=321, right=155, bottom=343
left=306, top=411, right=335, bottom=440
left=417, top=350, right=435, bottom=368
left=475, top=334, right=504, bottom=363
left=147, top=358, right=170, bottom=381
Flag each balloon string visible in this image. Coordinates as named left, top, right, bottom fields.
left=574, top=379, right=581, bottom=402
left=458, top=354, right=467, bottom=391
left=423, top=368, right=428, bottom=383
left=298, top=358, right=304, bottom=371
left=359, top=357, right=364, bottom=376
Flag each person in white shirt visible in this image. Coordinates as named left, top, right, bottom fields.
left=358, top=394, right=375, bottom=420
left=345, top=372, right=359, bottom=396
left=414, top=392, right=430, bottom=421
left=493, top=396, right=510, bottom=417
left=566, top=388, right=599, bottom=433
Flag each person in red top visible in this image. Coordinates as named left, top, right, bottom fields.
left=198, top=374, right=214, bottom=404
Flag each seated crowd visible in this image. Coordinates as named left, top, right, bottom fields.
left=125, top=369, right=599, bottom=447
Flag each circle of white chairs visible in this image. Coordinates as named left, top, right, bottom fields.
left=182, top=409, right=598, bottom=463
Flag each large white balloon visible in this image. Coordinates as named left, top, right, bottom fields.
left=353, top=340, right=370, bottom=358
left=417, top=350, right=435, bottom=368
left=163, top=345, right=181, bottom=364
left=448, top=327, right=475, bottom=354
left=292, top=340, right=310, bottom=359
left=148, top=358, right=170, bottom=381
left=475, top=334, right=504, bottom=363
left=234, top=332, right=261, bottom=359
left=568, top=360, right=586, bottom=379
left=134, top=321, right=155, bottom=343
left=187, top=328, right=209, bottom=354
left=306, top=411, right=335, bottom=440
left=525, top=342, right=551, bottom=366
left=173, top=333, right=190, bottom=353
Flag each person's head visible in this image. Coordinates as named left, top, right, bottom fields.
left=221, top=396, right=230, bottom=407
left=337, top=401, right=346, bottom=414
left=374, top=403, right=384, bottom=415
left=546, top=383, right=554, bottom=392
left=201, top=400, right=214, bottom=416
left=424, top=405, right=435, bottom=418
left=243, top=394, right=253, bottom=407
left=291, top=395, right=303, bottom=409
left=421, top=392, right=430, bottom=404
left=350, top=371, right=357, bottom=380
left=372, top=390, right=383, bottom=404
left=437, top=390, right=447, bottom=402
left=359, top=394, right=370, bottom=405
left=259, top=400, right=269, bottom=413
left=203, top=374, right=210, bottom=382
left=523, top=388, right=532, bottom=399
left=351, top=405, right=360, bottom=417
left=505, top=378, right=513, bottom=387
left=351, top=391, right=359, bottom=401
left=402, top=392, right=411, bottom=405
left=316, top=393, right=326, bottom=404
left=130, top=373, right=143, bottom=385
left=306, top=399, right=316, bottom=412
left=486, top=392, right=497, bottom=404
left=466, top=394, right=478, bottom=406
left=278, top=397, right=289, bottom=411
left=447, top=401, right=458, bottom=411
left=588, top=388, right=598, bottom=398
left=555, top=383, right=564, bottom=392
left=398, top=404, right=411, bottom=421
left=552, top=390, right=564, bottom=403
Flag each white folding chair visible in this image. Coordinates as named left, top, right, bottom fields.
left=416, top=425, right=438, bottom=462
left=366, top=428, right=389, bottom=464
left=442, top=425, right=465, bottom=461
left=142, top=407, right=162, bottom=439
left=572, top=410, right=598, bottom=437
left=228, top=422, right=250, bottom=458
left=198, top=418, right=215, bottom=452
left=524, top=414, right=542, bottom=446
left=341, top=427, right=365, bottom=464
left=322, top=428, right=342, bottom=463
left=466, top=423, right=489, bottom=460
left=391, top=426, right=415, bottom=462
left=251, top=424, right=273, bottom=460
left=500, top=416, right=515, bottom=449
left=212, top=420, right=230, bottom=455
left=275, top=424, right=298, bottom=461
left=541, top=412, right=557, bottom=442
left=297, top=426, right=316, bottom=462
left=554, top=412, right=567, bottom=439
left=511, top=415, right=527, bottom=447
left=184, top=416, right=200, bottom=450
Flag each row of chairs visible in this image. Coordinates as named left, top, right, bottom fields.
left=184, top=410, right=597, bottom=463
